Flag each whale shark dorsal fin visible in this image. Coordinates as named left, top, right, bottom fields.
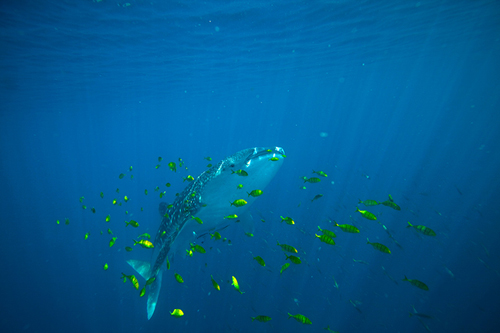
left=127, top=259, right=151, bottom=280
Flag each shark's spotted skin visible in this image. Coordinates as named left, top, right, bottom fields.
left=128, top=147, right=285, bottom=319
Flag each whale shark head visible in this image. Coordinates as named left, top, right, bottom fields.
left=171, top=146, right=286, bottom=252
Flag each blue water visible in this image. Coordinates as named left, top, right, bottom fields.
left=1, top=1, right=499, bottom=332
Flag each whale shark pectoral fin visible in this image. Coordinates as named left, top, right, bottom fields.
left=126, top=259, right=151, bottom=280
left=147, top=269, right=163, bottom=320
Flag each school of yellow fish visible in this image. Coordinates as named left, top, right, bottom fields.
left=58, top=153, right=440, bottom=331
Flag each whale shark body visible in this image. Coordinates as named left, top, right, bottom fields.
left=127, top=146, right=285, bottom=319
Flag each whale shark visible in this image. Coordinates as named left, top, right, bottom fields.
left=127, top=146, right=285, bottom=319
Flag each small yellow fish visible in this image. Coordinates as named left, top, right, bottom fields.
left=183, top=175, right=194, bottom=182
left=247, top=189, right=263, bottom=197
left=119, top=173, right=125, bottom=179
left=124, top=195, right=129, bottom=202
left=103, top=263, right=108, bottom=270
left=138, top=233, right=151, bottom=239
left=304, top=177, right=321, bottom=183
left=112, top=199, right=117, bottom=205
left=100, top=192, right=104, bottom=198
left=84, top=232, right=90, bottom=240
left=191, top=216, right=203, bottom=224
left=356, top=207, right=377, bottom=220
left=91, top=207, right=96, bottom=213
left=252, top=315, right=272, bottom=322
left=280, top=263, right=290, bottom=274
left=125, top=220, right=139, bottom=228
left=237, top=184, right=243, bottom=189
left=407, top=222, right=436, bottom=236
left=311, top=194, right=323, bottom=202
left=334, top=222, right=360, bottom=233
left=315, top=233, right=335, bottom=245
left=280, top=216, right=295, bottom=225
left=65, top=218, right=69, bottom=225
left=288, top=313, right=312, bottom=324
left=358, top=199, right=379, bottom=206
left=367, top=238, right=391, bottom=254
left=253, top=256, right=266, bottom=266
left=133, top=239, right=154, bottom=248
left=230, top=199, right=247, bottom=207
left=170, top=309, right=184, bottom=317
left=174, top=273, right=184, bottom=283
left=107, top=228, right=113, bottom=235
left=168, top=162, right=177, bottom=172
left=231, top=169, right=248, bottom=176
left=285, top=254, right=302, bottom=264
left=109, top=237, right=117, bottom=247
left=231, top=276, right=244, bottom=294
left=144, top=189, right=148, bottom=195
left=139, top=286, right=146, bottom=297
left=381, top=200, right=401, bottom=210
left=210, top=232, right=222, bottom=240
left=211, top=275, right=220, bottom=291
left=224, top=214, right=238, bottom=219
left=402, top=275, right=429, bottom=290
left=125, top=246, right=133, bottom=252
left=82, top=205, right=87, bottom=210
left=312, top=170, right=328, bottom=177
left=245, top=232, right=254, bottom=237
left=190, top=243, right=206, bottom=253
left=105, top=215, right=111, bottom=222
left=269, top=157, right=279, bottom=161
left=79, top=196, right=85, bottom=203
left=317, top=226, right=336, bottom=238
left=277, top=241, right=298, bottom=253
left=204, top=156, right=212, bottom=161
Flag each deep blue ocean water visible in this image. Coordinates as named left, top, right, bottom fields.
left=1, top=1, right=499, bottom=332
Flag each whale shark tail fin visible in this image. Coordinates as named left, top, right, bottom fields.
left=127, top=260, right=163, bottom=320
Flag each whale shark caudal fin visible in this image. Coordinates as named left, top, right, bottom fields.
left=127, top=260, right=163, bottom=320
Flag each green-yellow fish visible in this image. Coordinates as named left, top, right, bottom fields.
left=402, top=276, right=429, bottom=290
left=230, top=199, right=247, bottom=207
left=304, top=177, right=321, bottom=183
left=381, top=200, right=401, bottom=210
left=134, top=239, right=154, bottom=248
left=253, top=256, right=266, bottom=267
left=356, top=207, right=377, bottom=220
left=109, top=237, right=117, bottom=247
left=170, top=309, right=184, bottom=317
left=232, top=276, right=244, bottom=294
left=247, top=189, right=263, bottom=197
left=231, top=169, right=248, bottom=176
left=277, top=241, right=298, bottom=253
left=367, top=238, right=391, bottom=254
left=174, top=273, right=184, bottom=283
left=315, top=234, right=335, bottom=245
left=334, top=222, right=360, bottom=233
left=358, top=199, right=379, bottom=206
left=125, top=220, right=139, bottom=228
left=280, top=216, right=295, bottom=225
left=312, top=170, right=328, bottom=177
left=317, top=226, right=336, bottom=238
left=280, top=263, right=290, bottom=274
left=252, top=315, right=272, bottom=322
left=407, top=222, right=436, bottom=236
left=288, top=313, right=312, bottom=324
left=211, top=275, right=220, bottom=291
left=285, top=254, right=302, bottom=264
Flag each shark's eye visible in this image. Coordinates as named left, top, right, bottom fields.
left=230, top=164, right=235, bottom=167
